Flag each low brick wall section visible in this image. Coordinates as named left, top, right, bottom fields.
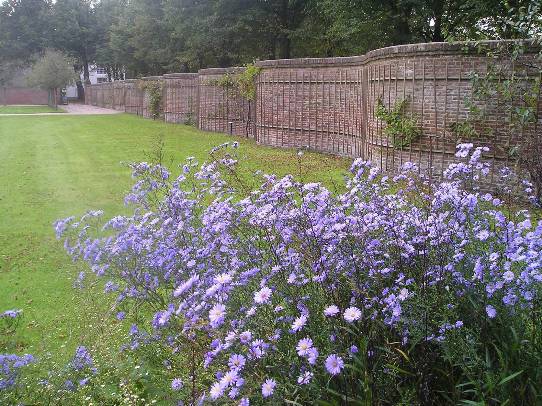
left=361, top=41, right=541, bottom=185
left=163, top=73, right=199, bottom=124
left=198, top=67, right=256, bottom=137
left=83, top=40, right=541, bottom=185
left=0, top=87, right=49, bottom=105
left=255, top=57, right=364, bottom=157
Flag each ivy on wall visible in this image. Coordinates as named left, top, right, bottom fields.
left=137, top=80, right=163, bottom=120
left=375, top=97, right=422, bottom=149
left=211, top=64, right=262, bottom=101
left=454, top=40, right=542, bottom=204
left=209, top=63, right=262, bottom=136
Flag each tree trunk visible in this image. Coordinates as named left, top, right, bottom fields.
left=431, top=0, right=445, bottom=42
left=388, top=0, right=413, bottom=44
left=277, top=0, right=291, bottom=59
left=82, top=52, right=91, bottom=85
left=76, top=80, right=85, bottom=101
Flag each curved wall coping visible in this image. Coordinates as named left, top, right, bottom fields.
left=198, top=67, right=246, bottom=75
left=255, top=39, right=539, bottom=69
left=256, top=55, right=364, bottom=68
left=85, top=39, right=539, bottom=82
left=163, top=73, right=198, bottom=79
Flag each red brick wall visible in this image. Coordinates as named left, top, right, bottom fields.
left=83, top=40, right=541, bottom=186
left=0, top=87, right=49, bottom=105
left=362, top=41, right=541, bottom=183
left=198, top=68, right=255, bottom=138
left=163, top=73, right=198, bottom=124
left=255, top=57, right=364, bottom=156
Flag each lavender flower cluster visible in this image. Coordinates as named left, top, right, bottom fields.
left=64, top=346, right=97, bottom=390
left=55, top=143, right=542, bottom=403
left=0, top=354, right=35, bottom=390
left=0, top=310, right=22, bottom=319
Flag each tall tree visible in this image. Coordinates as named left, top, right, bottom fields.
left=0, top=0, right=52, bottom=75
left=51, top=0, right=98, bottom=84
left=25, top=49, right=78, bottom=107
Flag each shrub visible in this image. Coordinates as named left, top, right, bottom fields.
left=138, top=80, right=163, bottom=120
left=52, top=143, right=542, bottom=404
left=375, top=97, right=422, bottom=149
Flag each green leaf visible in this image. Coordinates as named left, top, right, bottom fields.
left=498, top=370, right=524, bottom=386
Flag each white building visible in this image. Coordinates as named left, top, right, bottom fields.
left=66, top=65, right=110, bottom=99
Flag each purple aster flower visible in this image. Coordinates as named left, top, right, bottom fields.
left=307, top=347, right=319, bottom=365
left=343, top=306, right=362, bottom=323
left=220, top=370, right=239, bottom=387
left=116, top=311, right=126, bottom=320
left=476, top=230, right=490, bottom=241
left=261, top=378, right=276, bottom=398
left=486, top=305, right=497, bottom=318
left=254, top=286, right=272, bottom=304
left=173, top=274, right=199, bottom=298
left=350, top=345, right=359, bottom=354
left=239, top=331, right=252, bottom=344
left=324, top=305, right=339, bottom=317
left=229, top=387, right=240, bottom=399
left=239, top=398, right=250, bottom=406
left=325, top=354, right=344, bottom=375
left=228, top=354, right=246, bottom=370
left=209, top=303, right=226, bottom=328
left=70, top=346, right=94, bottom=372
left=296, top=337, right=313, bottom=357
left=503, top=271, right=515, bottom=282
left=0, top=309, right=21, bottom=318
left=210, top=382, right=224, bottom=399
left=297, top=371, right=313, bottom=385
left=214, top=273, right=233, bottom=285
left=291, top=314, right=307, bottom=332
left=171, top=378, right=183, bottom=391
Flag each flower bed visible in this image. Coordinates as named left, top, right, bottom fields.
left=5, top=143, right=540, bottom=404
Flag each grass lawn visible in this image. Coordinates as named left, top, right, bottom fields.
left=0, top=113, right=350, bottom=367
left=0, top=105, right=66, bottom=114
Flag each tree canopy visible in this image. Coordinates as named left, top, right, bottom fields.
left=25, top=49, right=78, bottom=90
left=0, top=0, right=540, bottom=80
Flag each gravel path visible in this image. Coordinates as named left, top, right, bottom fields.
left=0, top=103, right=122, bottom=116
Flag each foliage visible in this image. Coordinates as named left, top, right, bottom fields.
left=236, top=64, right=262, bottom=102
left=0, top=0, right=52, bottom=64
left=456, top=6, right=542, bottom=205
left=2, top=0, right=540, bottom=79
left=25, top=49, right=78, bottom=92
left=51, top=0, right=100, bottom=83
left=138, top=80, right=163, bottom=120
left=375, top=97, right=422, bottom=149
left=213, top=64, right=262, bottom=102
left=0, top=114, right=348, bottom=404
left=36, top=142, right=542, bottom=404
left=211, top=64, right=262, bottom=137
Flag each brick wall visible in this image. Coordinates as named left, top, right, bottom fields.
left=361, top=41, right=541, bottom=184
left=83, top=40, right=541, bottom=185
left=0, top=87, right=49, bottom=105
left=255, top=57, right=364, bottom=156
left=163, top=73, right=199, bottom=124
left=198, top=67, right=256, bottom=137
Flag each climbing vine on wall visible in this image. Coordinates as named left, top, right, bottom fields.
left=235, top=64, right=261, bottom=101
left=456, top=39, right=542, bottom=204
left=375, top=97, right=422, bottom=149
left=211, top=63, right=262, bottom=101
left=210, top=63, right=262, bottom=137
left=138, top=80, right=163, bottom=120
